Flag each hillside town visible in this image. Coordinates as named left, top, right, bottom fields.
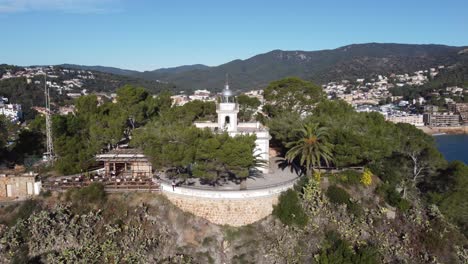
left=1, top=64, right=467, bottom=131
left=167, top=66, right=468, bottom=130
left=322, top=65, right=467, bottom=128
left=1, top=66, right=94, bottom=97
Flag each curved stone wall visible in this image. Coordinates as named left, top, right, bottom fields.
left=160, top=180, right=297, bottom=226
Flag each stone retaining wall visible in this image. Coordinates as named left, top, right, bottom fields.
left=164, top=192, right=280, bottom=226
left=160, top=180, right=297, bottom=226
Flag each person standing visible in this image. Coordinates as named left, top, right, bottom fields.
left=172, top=180, right=176, bottom=191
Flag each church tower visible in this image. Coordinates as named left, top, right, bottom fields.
left=216, top=78, right=238, bottom=132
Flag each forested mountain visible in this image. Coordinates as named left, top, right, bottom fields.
left=147, top=43, right=466, bottom=92
left=61, top=43, right=468, bottom=92
left=134, top=64, right=210, bottom=82
left=59, top=64, right=140, bottom=76
left=60, top=63, right=210, bottom=80
left=7, top=43, right=468, bottom=94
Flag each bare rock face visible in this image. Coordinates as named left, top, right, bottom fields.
left=386, top=207, right=397, bottom=220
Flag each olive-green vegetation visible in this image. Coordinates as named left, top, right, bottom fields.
left=0, top=193, right=207, bottom=263
left=334, top=170, right=362, bottom=186
left=315, top=231, right=381, bottom=264
left=263, top=77, right=324, bottom=117
left=426, top=160, right=468, bottom=236
left=268, top=98, right=446, bottom=204
left=0, top=199, right=41, bottom=227
left=326, top=185, right=352, bottom=205
left=50, top=86, right=172, bottom=174
left=66, top=183, right=106, bottom=204
left=272, top=189, right=308, bottom=228
left=266, top=77, right=467, bottom=262
left=285, top=123, right=333, bottom=176
left=121, top=92, right=260, bottom=184
left=326, top=185, right=363, bottom=217
left=23, top=83, right=257, bottom=183
left=131, top=113, right=257, bottom=184
left=237, top=94, right=261, bottom=122
left=9, top=130, right=44, bottom=165
left=0, top=114, right=46, bottom=168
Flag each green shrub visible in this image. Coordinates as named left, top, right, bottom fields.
left=326, top=185, right=363, bottom=216
left=376, top=183, right=411, bottom=212
left=385, top=188, right=402, bottom=206
left=66, top=183, right=106, bottom=204
left=354, top=245, right=382, bottom=264
left=293, top=175, right=309, bottom=192
left=338, top=170, right=361, bottom=185
left=273, top=189, right=308, bottom=228
left=40, top=190, right=52, bottom=198
left=9, top=199, right=41, bottom=226
left=315, top=231, right=381, bottom=264
left=348, top=202, right=364, bottom=217
left=326, top=185, right=351, bottom=205
left=397, top=198, right=411, bottom=212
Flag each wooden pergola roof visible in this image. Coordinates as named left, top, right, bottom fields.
left=96, top=148, right=150, bottom=162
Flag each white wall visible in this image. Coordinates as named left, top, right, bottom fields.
left=194, top=122, right=219, bottom=129
left=217, top=112, right=238, bottom=132
left=255, top=137, right=270, bottom=173
left=34, top=181, right=42, bottom=195
left=160, top=179, right=296, bottom=199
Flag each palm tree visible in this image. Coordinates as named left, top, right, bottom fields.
left=285, top=123, right=333, bottom=176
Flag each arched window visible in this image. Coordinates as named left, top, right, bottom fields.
left=225, top=116, right=230, bottom=124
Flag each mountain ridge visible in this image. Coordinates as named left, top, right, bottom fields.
left=46, top=43, right=468, bottom=92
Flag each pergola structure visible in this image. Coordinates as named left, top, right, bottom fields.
left=96, top=148, right=152, bottom=178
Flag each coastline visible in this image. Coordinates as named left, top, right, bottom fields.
left=418, top=126, right=468, bottom=135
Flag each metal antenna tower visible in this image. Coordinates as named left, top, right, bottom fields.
left=43, top=73, right=55, bottom=163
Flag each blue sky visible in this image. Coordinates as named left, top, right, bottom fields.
left=0, top=0, right=467, bottom=71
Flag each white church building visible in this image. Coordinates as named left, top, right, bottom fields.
left=194, top=83, right=271, bottom=173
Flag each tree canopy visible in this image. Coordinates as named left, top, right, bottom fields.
left=131, top=120, right=257, bottom=184
left=51, top=85, right=172, bottom=174
left=285, top=123, right=333, bottom=175
left=237, top=94, right=261, bottom=122
left=263, top=77, right=324, bottom=117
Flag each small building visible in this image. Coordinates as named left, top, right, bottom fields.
left=59, top=105, right=75, bottom=115
left=0, top=98, right=22, bottom=122
left=424, top=105, right=439, bottom=113
left=96, top=148, right=153, bottom=178
left=447, top=103, right=468, bottom=125
left=423, top=113, right=461, bottom=127
left=448, top=102, right=468, bottom=113
left=386, top=115, right=424, bottom=127
left=171, top=94, right=190, bottom=106
left=0, top=173, right=41, bottom=199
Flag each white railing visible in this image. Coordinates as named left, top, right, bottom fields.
left=159, top=176, right=299, bottom=199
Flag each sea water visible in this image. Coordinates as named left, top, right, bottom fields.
left=434, top=134, right=468, bottom=164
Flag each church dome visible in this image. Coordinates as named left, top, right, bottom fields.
left=222, top=87, right=233, bottom=97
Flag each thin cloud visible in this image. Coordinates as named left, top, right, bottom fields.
left=0, top=0, right=122, bottom=14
